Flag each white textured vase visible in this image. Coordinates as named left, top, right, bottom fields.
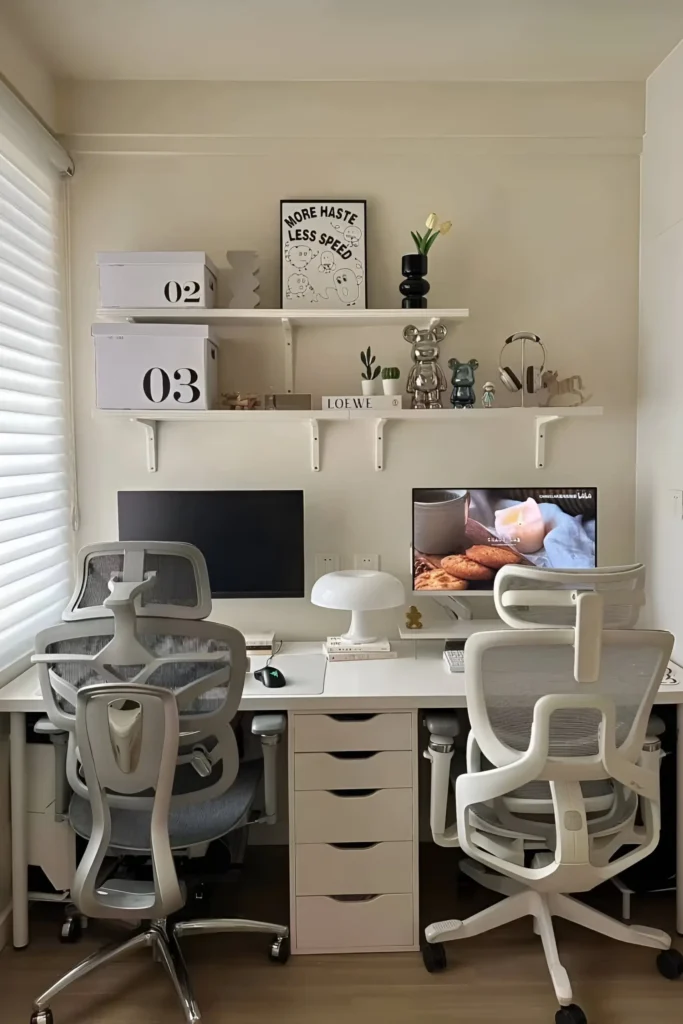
left=382, top=378, right=402, bottom=395
left=361, top=379, right=381, bottom=396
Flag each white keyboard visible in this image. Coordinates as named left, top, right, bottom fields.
left=443, top=648, right=465, bottom=673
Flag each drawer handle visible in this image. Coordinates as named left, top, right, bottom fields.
left=328, top=713, right=377, bottom=722
left=329, top=842, right=379, bottom=850
left=328, top=894, right=380, bottom=903
left=330, top=789, right=377, bottom=798
left=328, top=751, right=378, bottom=761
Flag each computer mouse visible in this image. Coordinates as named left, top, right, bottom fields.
left=255, top=666, right=287, bottom=688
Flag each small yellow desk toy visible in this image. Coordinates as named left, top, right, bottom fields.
left=405, top=606, right=423, bottom=630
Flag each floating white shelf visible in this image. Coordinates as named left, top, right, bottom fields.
left=95, top=308, right=469, bottom=394
left=98, top=405, right=603, bottom=474
left=95, top=307, right=470, bottom=327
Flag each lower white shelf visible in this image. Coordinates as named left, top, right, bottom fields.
left=97, top=405, right=603, bottom=473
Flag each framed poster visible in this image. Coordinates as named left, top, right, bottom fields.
left=280, top=200, right=367, bottom=309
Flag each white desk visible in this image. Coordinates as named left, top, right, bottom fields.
left=3, top=641, right=683, bottom=949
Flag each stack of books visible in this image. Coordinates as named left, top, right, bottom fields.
left=323, top=636, right=397, bottom=662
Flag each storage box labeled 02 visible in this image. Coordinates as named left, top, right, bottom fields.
left=93, top=323, right=219, bottom=410
left=96, top=251, right=218, bottom=309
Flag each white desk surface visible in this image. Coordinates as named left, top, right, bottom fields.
left=2, top=641, right=682, bottom=714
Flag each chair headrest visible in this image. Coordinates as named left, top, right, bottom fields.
left=64, top=541, right=212, bottom=621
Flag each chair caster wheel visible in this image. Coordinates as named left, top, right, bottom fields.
left=30, top=1010, right=54, bottom=1024
left=657, top=948, right=683, bottom=979
left=421, top=941, right=447, bottom=973
left=60, top=917, right=81, bottom=943
left=269, top=935, right=290, bottom=964
left=555, top=1005, right=587, bottom=1024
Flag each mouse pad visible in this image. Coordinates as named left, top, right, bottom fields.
left=244, top=653, right=326, bottom=696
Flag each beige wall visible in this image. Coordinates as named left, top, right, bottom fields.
left=0, top=7, right=55, bottom=126
left=60, top=80, right=644, bottom=639
left=637, top=42, right=683, bottom=659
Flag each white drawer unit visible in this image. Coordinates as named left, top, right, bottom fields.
left=295, top=894, right=415, bottom=953
left=289, top=709, right=419, bottom=954
left=294, top=750, right=413, bottom=791
left=293, top=712, right=412, bottom=753
left=295, top=842, right=413, bottom=897
left=295, top=788, right=414, bottom=844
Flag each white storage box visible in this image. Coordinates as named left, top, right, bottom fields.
left=97, top=251, right=218, bottom=308
left=93, top=323, right=219, bottom=410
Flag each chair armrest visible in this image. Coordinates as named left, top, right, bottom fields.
left=251, top=714, right=286, bottom=824
left=33, top=718, right=70, bottom=818
left=251, top=713, right=286, bottom=738
left=34, top=717, right=68, bottom=742
left=424, top=711, right=460, bottom=744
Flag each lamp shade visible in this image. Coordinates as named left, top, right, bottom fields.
left=311, top=570, right=405, bottom=643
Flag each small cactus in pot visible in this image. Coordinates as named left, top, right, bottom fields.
left=381, top=366, right=402, bottom=396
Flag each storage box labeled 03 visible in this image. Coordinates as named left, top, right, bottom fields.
left=93, top=323, right=219, bottom=410
left=96, top=251, right=218, bottom=308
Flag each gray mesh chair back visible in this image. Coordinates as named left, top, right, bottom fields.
left=469, top=629, right=672, bottom=766
left=74, top=683, right=184, bottom=918
left=64, top=541, right=212, bottom=621
left=35, top=615, right=247, bottom=807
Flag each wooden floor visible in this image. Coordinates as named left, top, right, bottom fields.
left=4, top=847, right=682, bottom=1024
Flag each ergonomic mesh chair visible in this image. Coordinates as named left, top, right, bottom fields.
left=423, top=564, right=683, bottom=1024
left=29, top=542, right=289, bottom=1024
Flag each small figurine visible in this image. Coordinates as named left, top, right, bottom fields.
left=404, top=323, right=448, bottom=409
left=482, top=381, right=496, bottom=408
left=221, top=392, right=261, bottom=410
left=405, top=605, right=423, bottom=630
left=447, top=357, right=479, bottom=409
left=540, top=370, right=591, bottom=407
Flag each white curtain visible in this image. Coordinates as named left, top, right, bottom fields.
left=0, top=87, right=73, bottom=676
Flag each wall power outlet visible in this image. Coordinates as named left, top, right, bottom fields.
left=314, top=554, right=340, bottom=577
left=354, top=554, right=380, bottom=570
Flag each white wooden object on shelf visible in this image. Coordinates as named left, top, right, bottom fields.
left=96, top=252, right=218, bottom=308
left=98, top=405, right=604, bottom=474
left=92, top=323, right=219, bottom=410
left=225, top=251, right=260, bottom=308
left=95, top=308, right=470, bottom=396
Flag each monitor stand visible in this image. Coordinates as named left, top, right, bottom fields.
left=440, top=594, right=473, bottom=621
left=399, top=594, right=509, bottom=640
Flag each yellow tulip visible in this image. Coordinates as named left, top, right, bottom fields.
left=439, top=220, right=452, bottom=235
left=425, top=212, right=438, bottom=231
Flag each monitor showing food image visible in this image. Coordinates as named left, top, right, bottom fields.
left=412, top=487, right=597, bottom=592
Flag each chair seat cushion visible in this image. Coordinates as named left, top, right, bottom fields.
left=69, top=758, right=263, bottom=851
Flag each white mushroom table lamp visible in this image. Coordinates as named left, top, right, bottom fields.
left=311, top=570, right=405, bottom=644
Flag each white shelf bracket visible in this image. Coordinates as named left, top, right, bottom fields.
left=375, top=417, right=387, bottom=471
left=281, top=317, right=294, bottom=394
left=135, top=418, right=158, bottom=473
left=535, top=414, right=561, bottom=469
left=308, top=418, right=320, bottom=472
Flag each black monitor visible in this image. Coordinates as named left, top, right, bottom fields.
left=118, top=490, right=305, bottom=599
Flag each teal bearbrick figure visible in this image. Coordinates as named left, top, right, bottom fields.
left=448, top=357, right=479, bottom=408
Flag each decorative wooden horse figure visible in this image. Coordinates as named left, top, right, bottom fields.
left=541, top=370, right=591, bottom=407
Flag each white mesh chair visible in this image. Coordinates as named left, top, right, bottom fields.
left=29, top=542, right=289, bottom=1024
left=423, top=565, right=682, bottom=1024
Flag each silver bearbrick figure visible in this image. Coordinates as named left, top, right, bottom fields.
left=404, top=323, right=448, bottom=409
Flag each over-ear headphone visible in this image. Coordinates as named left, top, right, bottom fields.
left=498, top=332, right=546, bottom=393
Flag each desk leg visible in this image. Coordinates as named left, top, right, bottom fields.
left=678, top=705, right=683, bottom=936
left=10, top=712, right=28, bottom=948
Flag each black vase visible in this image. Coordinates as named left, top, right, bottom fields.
left=400, top=253, right=429, bottom=309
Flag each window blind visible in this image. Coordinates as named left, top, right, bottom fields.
left=0, top=135, right=72, bottom=674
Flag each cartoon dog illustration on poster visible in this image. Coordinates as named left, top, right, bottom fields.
left=281, top=200, right=367, bottom=309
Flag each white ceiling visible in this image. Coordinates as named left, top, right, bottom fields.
left=5, top=0, right=683, bottom=82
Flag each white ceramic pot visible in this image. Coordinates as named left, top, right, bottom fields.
left=382, top=378, right=402, bottom=395
left=361, top=379, right=381, bottom=396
